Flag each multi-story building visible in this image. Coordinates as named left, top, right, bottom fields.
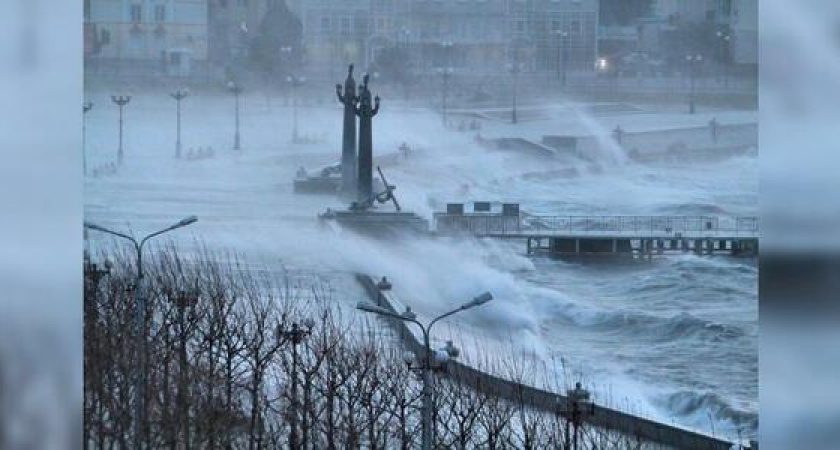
left=287, top=0, right=599, bottom=78
left=85, top=0, right=208, bottom=68
left=730, top=0, right=757, bottom=67
left=207, top=0, right=267, bottom=65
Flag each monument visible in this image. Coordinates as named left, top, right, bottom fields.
left=320, top=69, right=429, bottom=236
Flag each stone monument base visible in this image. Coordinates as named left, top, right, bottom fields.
left=319, top=209, right=429, bottom=237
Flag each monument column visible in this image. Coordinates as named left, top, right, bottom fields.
left=355, top=74, right=380, bottom=204
left=336, top=65, right=358, bottom=197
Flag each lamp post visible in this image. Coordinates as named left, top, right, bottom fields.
left=686, top=53, right=703, bottom=114
left=553, top=29, right=569, bottom=88
left=401, top=27, right=413, bottom=100
left=84, top=215, right=198, bottom=450
left=227, top=81, right=243, bottom=150
left=507, top=61, right=525, bottom=124
left=436, top=67, right=453, bottom=126
left=83, top=251, right=111, bottom=450
left=357, top=290, right=493, bottom=450
left=83, top=102, right=93, bottom=176
left=111, top=95, right=131, bottom=164
left=277, top=319, right=315, bottom=449
left=558, top=382, right=596, bottom=450
left=171, top=290, right=199, bottom=449
left=286, top=74, right=306, bottom=143
left=170, top=89, right=189, bottom=158
left=716, top=31, right=731, bottom=89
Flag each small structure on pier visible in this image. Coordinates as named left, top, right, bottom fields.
left=433, top=202, right=522, bottom=235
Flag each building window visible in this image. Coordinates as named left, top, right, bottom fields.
left=321, top=17, right=330, bottom=33
left=342, top=18, right=351, bottom=35
left=238, top=0, right=249, bottom=6
left=516, top=20, right=525, bottom=33
left=155, top=5, right=166, bottom=23
left=100, top=29, right=111, bottom=45
left=130, top=4, right=142, bottom=23
left=571, top=20, right=581, bottom=35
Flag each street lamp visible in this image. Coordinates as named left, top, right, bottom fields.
left=227, top=81, right=243, bottom=151
left=507, top=61, right=525, bottom=124
left=553, top=29, right=569, bottom=87
left=401, top=28, right=413, bottom=100
left=277, top=318, right=316, bottom=449
left=436, top=67, right=453, bottom=126
left=111, top=95, right=131, bottom=164
left=83, top=102, right=93, bottom=176
left=357, top=290, right=493, bottom=450
left=84, top=215, right=198, bottom=450
left=170, top=289, right=199, bottom=448
left=716, top=31, right=731, bottom=88
left=170, top=89, right=189, bottom=158
left=685, top=53, right=703, bottom=114
left=286, top=74, right=306, bottom=143
left=558, top=382, right=596, bottom=450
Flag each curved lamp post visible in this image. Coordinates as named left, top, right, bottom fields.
left=286, top=75, right=306, bottom=143
left=357, top=290, right=493, bottom=450
left=553, top=29, right=570, bottom=87
left=277, top=318, right=316, bottom=449
left=170, top=89, right=189, bottom=158
left=83, top=102, right=93, bottom=176
left=716, top=31, right=731, bottom=88
left=111, top=95, right=131, bottom=164
left=84, top=215, right=198, bottom=449
left=436, top=67, right=454, bottom=126
left=686, top=53, right=703, bottom=114
left=507, top=61, right=525, bottom=124
left=558, top=382, right=595, bottom=450
left=227, top=81, right=243, bottom=150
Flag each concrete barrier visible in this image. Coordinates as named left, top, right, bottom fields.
left=543, top=123, right=757, bottom=163
left=357, top=274, right=735, bottom=450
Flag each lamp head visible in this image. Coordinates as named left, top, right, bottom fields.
left=303, top=317, right=315, bottom=330
left=84, top=221, right=106, bottom=232
left=462, top=291, right=493, bottom=309
left=443, top=340, right=460, bottom=359
left=401, top=306, right=417, bottom=320
left=177, top=215, right=198, bottom=227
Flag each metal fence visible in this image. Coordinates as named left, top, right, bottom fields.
left=434, top=213, right=760, bottom=238
left=522, top=215, right=760, bottom=237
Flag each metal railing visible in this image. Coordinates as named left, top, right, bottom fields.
left=435, top=213, right=760, bottom=238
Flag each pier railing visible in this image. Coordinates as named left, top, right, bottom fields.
left=435, top=212, right=759, bottom=238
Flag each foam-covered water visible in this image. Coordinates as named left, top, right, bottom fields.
left=83, top=86, right=757, bottom=441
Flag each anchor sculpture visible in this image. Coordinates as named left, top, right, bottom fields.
left=351, top=166, right=401, bottom=212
